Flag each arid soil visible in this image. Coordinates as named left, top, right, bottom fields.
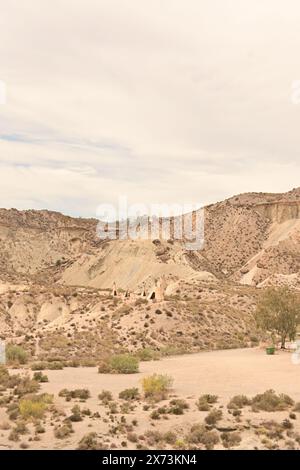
left=1, top=348, right=300, bottom=450
left=0, top=188, right=300, bottom=451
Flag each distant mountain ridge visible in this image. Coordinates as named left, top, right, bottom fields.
left=0, top=187, right=299, bottom=289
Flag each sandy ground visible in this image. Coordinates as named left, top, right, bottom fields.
left=42, top=347, right=300, bottom=401
left=2, top=348, right=300, bottom=450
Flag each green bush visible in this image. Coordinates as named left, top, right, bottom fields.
left=136, top=348, right=160, bottom=362
left=97, top=359, right=112, bottom=373
left=0, top=365, right=10, bottom=385
left=186, top=423, right=219, bottom=450
left=205, top=408, right=223, bottom=426
left=19, top=394, right=53, bottom=420
left=221, top=431, right=242, bottom=449
left=98, top=354, right=139, bottom=374
left=9, top=428, right=20, bottom=442
left=119, top=387, right=140, bottom=401
left=47, top=361, right=64, bottom=370
left=54, top=422, right=73, bottom=439
left=227, top=395, right=251, bottom=410
left=110, top=354, right=139, bottom=374
left=33, top=372, right=48, bottom=383
left=31, top=362, right=46, bottom=371
left=59, top=388, right=91, bottom=401
left=98, top=390, right=113, bottom=403
left=69, top=405, right=82, bottom=422
left=196, top=394, right=218, bottom=411
left=164, top=431, right=177, bottom=445
left=150, top=409, right=162, bottom=420
left=77, top=432, right=105, bottom=450
left=31, top=361, right=63, bottom=370
left=0, top=366, right=20, bottom=389
left=168, top=399, right=189, bottom=415
left=6, top=345, right=27, bottom=364
left=15, top=377, right=40, bottom=397
left=142, top=374, right=173, bottom=401
left=251, top=390, right=294, bottom=412
left=19, top=400, right=46, bottom=420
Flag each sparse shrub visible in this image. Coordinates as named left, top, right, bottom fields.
left=19, top=394, right=52, bottom=420
left=168, top=399, right=189, bottom=415
left=205, top=408, right=223, bottom=426
left=31, top=362, right=47, bottom=371
left=256, top=420, right=284, bottom=440
left=59, top=388, right=91, bottom=401
left=6, top=344, right=27, bottom=364
left=33, top=372, right=48, bottom=383
left=67, top=359, right=80, bottom=368
left=98, top=354, right=139, bottom=374
left=142, top=374, right=173, bottom=401
left=0, top=365, right=10, bottom=386
left=47, top=361, right=64, bottom=370
left=227, top=395, right=251, bottom=410
left=196, top=394, right=218, bottom=411
left=144, top=430, right=163, bottom=446
left=98, top=390, right=113, bottom=403
left=282, top=419, right=293, bottom=430
left=77, top=432, right=102, bottom=450
left=15, top=377, right=40, bottom=397
left=108, top=401, right=118, bottom=414
left=164, top=431, right=177, bottom=445
left=20, top=400, right=46, bottom=420
left=15, top=421, right=28, bottom=435
left=150, top=410, right=161, bottom=420
left=7, top=403, right=19, bottom=420
left=9, top=428, right=20, bottom=442
left=31, top=360, right=63, bottom=371
left=35, top=423, right=45, bottom=434
left=0, top=366, right=21, bottom=389
left=110, top=354, right=139, bottom=374
left=127, top=432, right=138, bottom=443
left=120, top=402, right=133, bottom=414
left=187, top=423, right=219, bottom=450
left=97, top=359, right=111, bottom=374
left=136, top=348, right=160, bottom=362
left=293, top=402, right=300, bottom=412
left=70, top=405, right=82, bottom=422
left=119, top=388, right=140, bottom=401
left=54, top=422, right=73, bottom=439
left=251, top=390, right=294, bottom=412
left=221, top=432, right=242, bottom=449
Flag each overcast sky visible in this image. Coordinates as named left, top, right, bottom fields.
left=0, top=0, right=300, bottom=217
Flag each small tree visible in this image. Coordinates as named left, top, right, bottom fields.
left=255, top=287, right=300, bottom=349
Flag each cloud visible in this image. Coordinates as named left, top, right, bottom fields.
left=0, top=0, right=299, bottom=216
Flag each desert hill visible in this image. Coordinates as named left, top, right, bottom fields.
left=0, top=187, right=299, bottom=362
left=0, top=188, right=299, bottom=290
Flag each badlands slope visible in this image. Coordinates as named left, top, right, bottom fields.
left=0, top=187, right=299, bottom=290
left=0, top=187, right=299, bottom=357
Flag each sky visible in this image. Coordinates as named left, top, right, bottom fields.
left=0, top=0, right=300, bottom=218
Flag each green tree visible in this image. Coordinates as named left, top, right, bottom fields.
left=255, top=287, right=300, bottom=349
